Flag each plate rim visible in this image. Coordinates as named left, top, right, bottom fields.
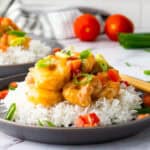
left=0, top=116, right=150, bottom=131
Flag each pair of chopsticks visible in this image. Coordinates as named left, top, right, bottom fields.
left=120, top=74, right=150, bottom=93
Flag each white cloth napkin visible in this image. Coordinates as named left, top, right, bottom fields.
left=5, top=0, right=104, bottom=40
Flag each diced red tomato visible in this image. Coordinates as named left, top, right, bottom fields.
left=137, top=114, right=150, bottom=120
left=0, top=17, right=3, bottom=23
left=0, top=90, right=8, bottom=99
left=143, top=93, right=150, bottom=107
left=9, top=82, right=18, bottom=89
left=52, top=47, right=61, bottom=54
left=108, top=69, right=120, bottom=82
left=75, top=113, right=100, bottom=127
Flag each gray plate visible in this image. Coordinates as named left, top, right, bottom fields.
left=0, top=74, right=150, bottom=145
left=0, top=63, right=34, bottom=78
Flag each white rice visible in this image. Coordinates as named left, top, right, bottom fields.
left=0, top=40, right=50, bottom=65
left=4, top=82, right=142, bottom=127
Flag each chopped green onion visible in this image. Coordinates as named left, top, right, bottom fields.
left=38, top=120, right=55, bottom=127
left=8, top=86, right=16, bottom=90
left=80, top=49, right=91, bottom=59
left=38, top=120, right=44, bottom=126
left=137, top=107, right=150, bottom=114
left=73, top=73, right=93, bottom=85
left=10, top=37, right=26, bottom=47
left=7, top=30, right=26, bottom=37
left=55, top=49, right=72, bottom=58
left=144, top=49, right=150, bottom=52
left=125, top=62, right=132, bottom=67
left=46, top=121, right=55, bottom=127
left=5, top=103, right=16, bottom=121
left=144, top=70, right=150, bottom=76
left=36, top=57, right=53, bottom=68
left=65, top=50, right=72, bottom=56
left=95, top=54, right=109, bottom=72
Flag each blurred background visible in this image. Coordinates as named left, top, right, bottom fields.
left=0, top=0, right=149, bottom=29
left=0, top=0, right=150, bottom=81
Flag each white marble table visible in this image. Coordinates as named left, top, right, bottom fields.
left=0, top=34, right=150, bottom=150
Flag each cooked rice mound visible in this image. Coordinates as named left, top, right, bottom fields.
left=4, top=82, right=142, bottom=127
left=0, top=40, right=50, bottom=65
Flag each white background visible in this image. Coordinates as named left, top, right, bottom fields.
left=0, top=0, right=150, bottom=29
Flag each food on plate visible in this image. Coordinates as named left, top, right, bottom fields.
left=104, top=14, right=134, bottom=41
left=73, top=14, right=100, bottom=41
left=1, top=48, right=146, bottom=128
left=0, top=17, right=49, bottom=65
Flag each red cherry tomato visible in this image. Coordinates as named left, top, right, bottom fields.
left=104, top=14, right=134, bottom=41
left=0, top=90, right=8, bottom=99
left=108, top=69, right=120, bottom=82
left=75, top=113, right=100, bottom=127
left=73, top=14, right=100, bottom=41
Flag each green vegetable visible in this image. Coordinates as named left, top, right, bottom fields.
left=73, top=73, right=93, bottom=85
left=8, top=86, right=16, bottom=90
left=65, top=50, right=72, bottom=56
left=125, top=62, right=132, bottom=67
left=5, top=103, right=16, bottom=121
left=36, top=57, right=53, bottom=68
left=80, top=49, right=91, bottom=59
left=10, top=37, right=26, bottom=47
left=137, top=107, right=150, bottom=114
left=8, top=30, right=26, bottom=37
left=95, top=54, right=109, bottom=72
left=119, top=33, right=150, bottom=49
left=55, top=50, right=72, bottom=58
left=38, top=120, right=44, bottom=126
left=144, top=49, right=150, bottom=52
left=144, top=70, right=150, bottom=76
left=38, top=120, right=55, bottom=127
left=46, top=121, right=55, bottom=127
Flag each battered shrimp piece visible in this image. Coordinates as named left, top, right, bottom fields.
left=26, top=86, right=62, bottom=107
left=63, top=76, right=102, bottom=107
left=27, top=56, right=71, bottom=91
left=81, top=54, right=96, bottom=73
left=99, top=81, right=120, bottom=100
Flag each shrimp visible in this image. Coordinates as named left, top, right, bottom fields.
left=63, top=76, right=102, bottom=107
left=26, top=56, right=71, bottom=91
left=26, top=86, right=62, bottom=107
left=99, top=81, right=120, bottom=100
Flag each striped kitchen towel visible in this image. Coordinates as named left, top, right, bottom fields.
left=3, top=0, right=107, bottom=40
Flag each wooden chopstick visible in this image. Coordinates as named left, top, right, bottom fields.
left=120, top=74, right=150, bottom=93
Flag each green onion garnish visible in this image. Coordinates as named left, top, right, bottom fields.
left=38, top=120, right=55, bottom=127
left=144, top=49, right=150, bottom=52
left=125, top=62, right=132, bottom=67
left=9, top=37, right=26, bottom=47
left=95, top=54, right=109, bottom=72
left=137, top=107, right=150, bottom=114
left=73, top=73, right=93, bottom=85
left=46, top=121, right=55, bottom=127
left=5, top=103, right=16, bottom=121
left=8, top=86, right=16, bottom=90
left=144, top=70, right=150, bottom=76
left=36, top=57, right=53, bottom=68
left=80, top=49, right=91, bottom=59
left=7, top=30, right=26, bottom=37
left=38, top=120, right=44, bottom=126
